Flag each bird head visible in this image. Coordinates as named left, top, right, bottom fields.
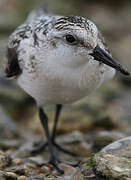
left=36, top=15, right=129, bottom=76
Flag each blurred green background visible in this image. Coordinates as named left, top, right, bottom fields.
left=0, top=0, right=131, bottom=136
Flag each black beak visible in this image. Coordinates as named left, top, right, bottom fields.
left=89, top=45, right=130, bottom=76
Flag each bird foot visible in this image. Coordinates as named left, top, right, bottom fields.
left=29, top=140, right=78, bottom=157
left=38, top=155, right=64, bottom=174
left=49, top=157, right=64, bottom=174
left=29, top=142, right=48, bottom=154
left=38, top=155, right=81, bottom=174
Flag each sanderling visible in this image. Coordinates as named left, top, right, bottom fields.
left=4, top=5, right=129, bottom=173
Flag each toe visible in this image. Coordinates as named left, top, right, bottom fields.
left=50, top=157, right=64, bottom=174
left=28, top=142, right=48, bottom=154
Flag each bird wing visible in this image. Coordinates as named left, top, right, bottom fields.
left=5, top=29, right=23, bottom=78
left=4, top=47, right=21, bottom=78
left=5, top=23, right=31, bottom=78
left=5, top=3, right=51, bottom=78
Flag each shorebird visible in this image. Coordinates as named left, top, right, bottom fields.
left=4, top=6, right=129, bottom=173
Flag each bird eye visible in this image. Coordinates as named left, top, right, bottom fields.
left=65, top=34, right=77, bottom=45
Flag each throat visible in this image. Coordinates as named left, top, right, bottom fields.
left=79, top=61, right=105, bottom=91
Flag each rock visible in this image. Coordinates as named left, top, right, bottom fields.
left=0, top=140, right=20, bottom=151
left=79, top=159, right=97, bottom=180
left=6, top=172, right=18, bottom=179
left=40, top=164, right=84, bottom=180
left=10, top=165, right=29, bottom=176
left=92, top=130, right=126, bottom=152
left=12, top=158, right=23, bottom=166
left=18, top=176, right=26, bottom=180
left=0, top=170, right=17, bottom=180
left=0, top=151, right=12, bottom=169
left=101, top=136, right=131, bottom=157
left=60, top=164, right=83, bottom=179
left=57, top=131, right=84, bottom=144
left=90, top=136, right=131, bottom=180
left=57, top=131, right=92, bottom=157
left=26, top=176, right=44, bottom=180
left=91, top=153, right=131, bottom=180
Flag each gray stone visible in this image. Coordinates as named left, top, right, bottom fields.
left=26, top=176, right=44, bottom=180
left=101, top=136, right=131, bottom=157
left=0, top=151, right=12, bottom=169
left=90, top=136, right=131, bottom=180
left=0, top=139, right=20, bottom=150
left=57, top=131, right=84, bottom=144
left=0, top=170, right=17, bottom=180
left=10, top=165, right=29, bottom=176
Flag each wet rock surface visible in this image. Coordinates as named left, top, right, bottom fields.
left=0, top=0, right=131, bottom=179
left=101, top=136, right=131, bottom=158
left=90, top=137, right=131, bottom=180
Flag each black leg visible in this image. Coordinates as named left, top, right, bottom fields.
left=52, top=104, right=62, bottom=142
left=29, top=105, right=78, bottom=157
left=51, top=104, right=78, bottom=157
left=38, top=107, right=64, bottom=174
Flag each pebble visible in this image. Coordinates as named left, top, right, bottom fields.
left=0, top=151, right=12, bottom=169
left=6, top=172, right=18, bottom=178
left=12, top=158, right=23, bottom=165
left=18, top=176, right=26, bottom=180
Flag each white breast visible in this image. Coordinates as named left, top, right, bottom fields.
left=17, top=58, right=115, bottom=106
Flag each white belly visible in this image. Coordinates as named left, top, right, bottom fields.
left=17, top=61, right=115, bottom=106
left=18, top=74, right=89, bottom=105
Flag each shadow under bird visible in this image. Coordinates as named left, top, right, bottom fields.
left=4, top=6, right=130, bottom=174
